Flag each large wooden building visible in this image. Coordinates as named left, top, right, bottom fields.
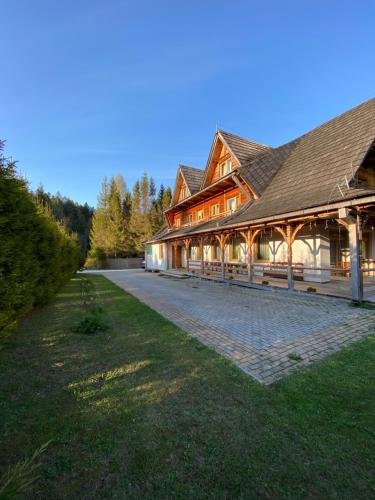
left=146, top=98, right=375, bottom=302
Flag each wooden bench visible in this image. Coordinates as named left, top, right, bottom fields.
left=263, top=262, right=304, bottom=281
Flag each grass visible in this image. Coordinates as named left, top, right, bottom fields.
left=0, top=275, right=374, bottom=499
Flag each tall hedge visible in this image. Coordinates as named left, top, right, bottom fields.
left=0, top=142, right=82, bottom=334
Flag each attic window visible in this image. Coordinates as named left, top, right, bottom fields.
left=226, top=196, right=238, bottom=213
left=180, top=185, right=188, bottom=200
left=220, top=159, right=232, bottom=177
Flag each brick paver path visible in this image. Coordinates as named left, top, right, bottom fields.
left=92, top=269, right=374, bottom=384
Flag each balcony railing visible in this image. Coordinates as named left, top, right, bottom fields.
left=175, top=208, right=240, bottom=229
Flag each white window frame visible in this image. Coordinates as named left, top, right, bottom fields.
left=220, top=159, right=233, bottom=177
left=210, top=203, right=220, bottom=217
left=226, top=196, right=237, bottom=213
left=197, top=209, right=204, bottom=221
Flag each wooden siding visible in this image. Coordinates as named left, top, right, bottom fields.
left=206, top=141, right=239, bottom=186
left=171, top=184, right=248, bottom=228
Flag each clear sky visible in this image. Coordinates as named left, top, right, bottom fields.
left=2, top=0, right=374, bottom=207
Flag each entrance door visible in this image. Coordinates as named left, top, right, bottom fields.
left=173, top=245, right=182, bottom=268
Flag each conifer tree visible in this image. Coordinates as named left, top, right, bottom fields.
left=108, top=177, right=126, bottom=257
left=130, top=180, right=143, bottom=253
left=90, top=177, right=111, bottom=255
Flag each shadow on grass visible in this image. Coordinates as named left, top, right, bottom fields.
left=0, top=275, right=374, bottom=499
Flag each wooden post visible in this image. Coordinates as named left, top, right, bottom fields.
left=240, top=229, right=252, bottom=282
left=274, top=223, right=304, bottom=291
left=337, top=212, right=363, bottom=303
left=173, top=241, right=178, bottom=269
left=215, top=233, right=230, bottom=279
left=349, top=219, right=363, bottom=303
left=200, top=237, right=204, bottom=274
left=183, top=238, right=191, bottom=272
left=286, top=225, right=293, bottom=290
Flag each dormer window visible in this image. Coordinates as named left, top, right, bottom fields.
left=180, top=185, right=187, bottom=200
left=197, top=209, right=204, bottom=221
left=220, top=159, right=232, bottom=177
left=227, top=196, right=238, bottom=213
left=210, top=204, right=220, bottom=217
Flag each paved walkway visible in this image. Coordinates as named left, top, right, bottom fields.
left=90, top=269, right=374, bottom=384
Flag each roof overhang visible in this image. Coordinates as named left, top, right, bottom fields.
left=157, top=194, right=375, bottom=242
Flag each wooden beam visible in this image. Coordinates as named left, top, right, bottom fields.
left=200, top=236, right=204, bottom=274
left=231, top=174, right=252, bottom=201
left=348, top=217, right=363, bottom=303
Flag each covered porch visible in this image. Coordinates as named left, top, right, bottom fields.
left=167, top=208, right=375, bottom=302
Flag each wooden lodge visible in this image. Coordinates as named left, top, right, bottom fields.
left=146, top=98, right=375, bottom=302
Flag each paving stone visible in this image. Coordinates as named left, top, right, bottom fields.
left=93, top=270, right=375, bottom=385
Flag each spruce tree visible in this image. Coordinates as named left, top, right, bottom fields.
left=130, top=180, right=143, bottom=253
left=108, top=177, right=126, bottom=257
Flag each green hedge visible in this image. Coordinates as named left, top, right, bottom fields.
left=0, top=143, right=82, bottom=334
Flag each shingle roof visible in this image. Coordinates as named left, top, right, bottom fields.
left=229, top=97, right=375, bottom=224
left=237, top=138, right=302, bottom=197
left=180, top=165, right=204, bottom=195
left=150, top=97, right=375, bottom=242
left=218, top=130, right=271, bottom=166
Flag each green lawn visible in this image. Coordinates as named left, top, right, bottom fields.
left=0, top=275, right=374, bottom=499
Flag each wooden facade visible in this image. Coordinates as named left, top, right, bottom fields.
left=146, top=99, right=375, bottom=302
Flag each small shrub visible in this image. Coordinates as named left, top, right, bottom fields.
left=307, top=286, right=317, bottom=293
left=79, top=277, right=96, bottom=307
left=288, top=352, right=303, bottom=361
left=262, top=280, right=269, bottom=286
left=72, top=306, right=111, bottom=335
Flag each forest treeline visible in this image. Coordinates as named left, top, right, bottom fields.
left=87, top=173, right=171, bottom=266
left=34, top=187, right=94, bottom=253
left=0, top=141, right=82, bottom=334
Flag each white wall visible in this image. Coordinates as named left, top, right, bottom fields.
left=257, top=227, right=331, bottom=283
left=146, top=243, right=167, bottom=271
left=152, top=228, right=332, bottom=282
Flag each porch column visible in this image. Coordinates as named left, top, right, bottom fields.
left=221, top=237, right=225, bottom=279
left=183, top=238, right=191, bottom=272
left=286, top=225, right=293, bottom=290
left=275, top=223, right=304, bottom=291
left=349, top=219, right=363, bottom=302
left=200, top=237, right=204, bottom=274
left=240, top=229, right=253, bottom=282
left=215, top=234, right=228, bottom=279
left=172, top=240, right=178, bottom=269
left=338, top=210, right=363, bottom=303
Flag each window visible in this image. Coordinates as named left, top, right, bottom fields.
left=158, top=244, right=163, bottom=259
left=191, top=245, right=201, bottom=260
left=186, top=214, right=192, bottom=224
left=226, top=197, right=237, bottom=212
left=257, top=236, right=270, bottom=260
left=210, top=204, right=220, bottom=217
left=180, top=185, right=187, bottom=200
left=175, top=217, right=181, bottom=228
left=197, top=209, right=204, bottom=221
left=212, top=244, right=221, bottom=261
left=231, top=238, right=242, bottom=260
left=219, top=159, right=233, bottom=177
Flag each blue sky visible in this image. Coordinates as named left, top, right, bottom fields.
left=2, top=0, right=374, bottom=207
